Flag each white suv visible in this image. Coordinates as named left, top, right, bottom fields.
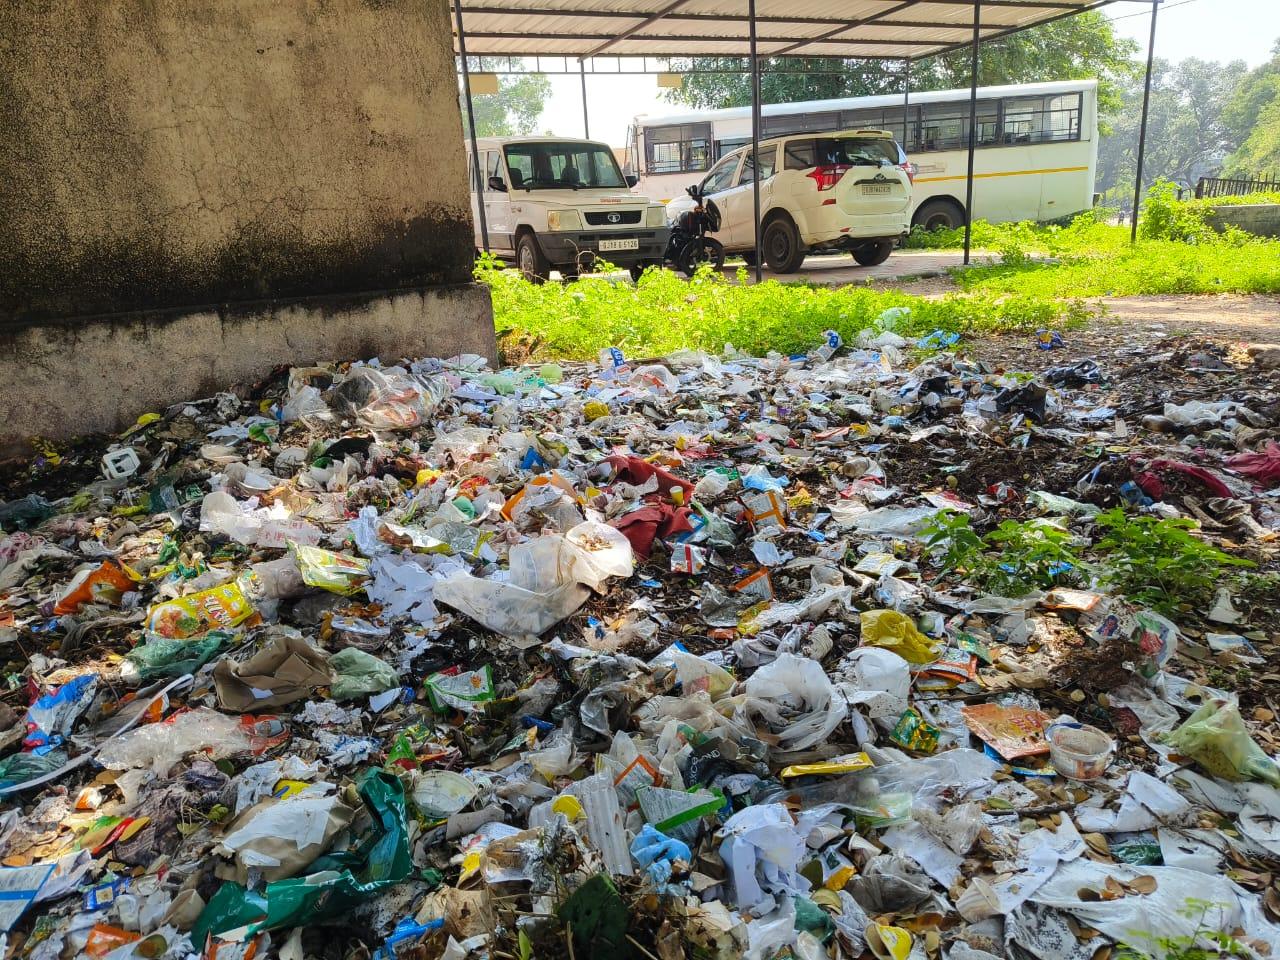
left=469, top=137, right=670, bottom=281
left=666, top=129, right=913, bottom=273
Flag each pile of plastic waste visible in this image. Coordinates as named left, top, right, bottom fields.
left=0, top=326, right=1277, bottom=960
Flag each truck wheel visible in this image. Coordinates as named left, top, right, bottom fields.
left=852, top=241, right=894, bottom=266
left=762, top=216, right=805, bottom=273
left=912, top=198, right=966, bottom=231
left=516, top=232, right=550, bottom=284
left=740, top=251, right=757, bottom=267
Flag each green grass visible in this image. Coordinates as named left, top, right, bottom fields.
left=905, top=188, right=1280, bottom=299
left=479, top=257, right=1088, bottom=360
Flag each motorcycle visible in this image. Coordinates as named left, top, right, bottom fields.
left=665, top=183, right=725, bottom=277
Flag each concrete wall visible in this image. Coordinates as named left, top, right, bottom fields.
left=0, top=0, right=493, bottom=457
left=0, top=286, right=494, bottom=460
left=1206, top=204, right=1280, bottom=239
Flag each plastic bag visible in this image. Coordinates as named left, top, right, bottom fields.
left=53, top=562, right=135, bottom=614
left=123, top=632, right=228, bottom=683
left=329, top=648, right=400, bottom=701
left=192, top=770, right=413, bottom=943
left=860, top=610, right=939, bottom=665
left=332, top=367, right=447, bottom=431
left=24, top=673, right=99, bottom=752
left=736, top=653, right=848, bottom=752
left=97, top=708, right=251, bottom=776
left=0, top=750, right=68, bottom=790
left=835, top=648, right=910, bottom=720
left=1165, top=699, right=1280, bottom=786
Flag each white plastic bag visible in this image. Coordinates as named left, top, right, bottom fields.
left=736, top=653, right=848, bottom=752
left=836, top=647, right=911, bottom=721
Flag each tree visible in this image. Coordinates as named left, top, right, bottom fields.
left=663, top=12, right=1137, bottom=116
left=1096, top=57, right=1249, bottom=207
left=1222, top=43, right=1280, bottom=176
left=463, top=60, right=551, bottom=137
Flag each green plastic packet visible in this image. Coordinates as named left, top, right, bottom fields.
left=329, top=648, right=400, bottom=701
left=425, top=666, right=495, bottom=714
left=191, top=770, right=413, bottom=945
left=124, top=631, right=229, bottom=682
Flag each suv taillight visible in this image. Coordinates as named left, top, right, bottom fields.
left=807, top=164, right=851, bottom=191
left=899, top=161, right=916, bottom=185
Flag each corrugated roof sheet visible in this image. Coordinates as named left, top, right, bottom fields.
left=451, top=0, right=1116, bottom=60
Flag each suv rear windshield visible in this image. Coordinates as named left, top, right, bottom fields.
left=783, top=136, right=902, bottom=171
left=504, top=142, right=627, bottom=190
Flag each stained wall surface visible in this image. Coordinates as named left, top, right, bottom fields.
left=0, top=0, right=478, bottom=325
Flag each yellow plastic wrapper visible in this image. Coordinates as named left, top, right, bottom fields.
left=1165, top=699, right=1280, bottom=786
left=860, top=609, right=940, bottom=664
left=780, top=753, right=874, bottom=779
left=292, top=544, right=370, bottom=596
left=146, top=582, right=254, bottom=639
left=583, top=400, right=610, bottom=422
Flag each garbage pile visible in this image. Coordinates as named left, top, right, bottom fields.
left=0, top=325, right=1278, bottom=960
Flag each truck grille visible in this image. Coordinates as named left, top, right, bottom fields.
left=584, top=210, right=643, bottom=226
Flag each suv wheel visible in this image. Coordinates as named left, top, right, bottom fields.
left=762, top=216, right=805, bottom=273
left=516, top=232, right=550, bottom=284
left=852, top=241, right=894, bottom=267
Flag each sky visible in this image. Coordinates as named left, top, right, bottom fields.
left=531, top=0, right=1279, bottom=147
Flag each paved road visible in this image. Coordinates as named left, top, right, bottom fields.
left=720, top=249, right=993, bottom=286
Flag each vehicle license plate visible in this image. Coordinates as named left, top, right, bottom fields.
left=861, top=184, right=892, bottom=195
left=598, top=238, right=640, bottom=251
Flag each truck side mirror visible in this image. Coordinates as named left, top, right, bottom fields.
left=487, top=175, right=507, bottom=192
left=625, top=174, right=639, bottom=188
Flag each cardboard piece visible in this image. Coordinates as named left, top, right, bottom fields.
left=214, top=634, right=333, bottom=712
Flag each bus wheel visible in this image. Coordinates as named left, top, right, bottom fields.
left=912, top=198, right=966, bottom=231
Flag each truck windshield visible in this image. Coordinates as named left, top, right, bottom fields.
left=504, top=142, right=627, bottom=190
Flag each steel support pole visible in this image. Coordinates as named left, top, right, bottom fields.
left=748, top=0, right=763, bottom=284
left=963, top=0, right=981, bottom=265
left=902, top=60, right=911, bottom=147
left=453, top=6, right=489, bottom=253
left=579, top=59, right=590, bottom=138
left=1131, top=0, right=1160, bottom=243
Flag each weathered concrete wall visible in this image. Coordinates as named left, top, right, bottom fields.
left=1206, top=204, right=1280, bottom=239
left=0, top=285, right=494, bottom=460
left=0, top=0, right=477, bottom=324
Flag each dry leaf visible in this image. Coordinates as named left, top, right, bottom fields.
left=1078, top=886, right=1101, bottom=903
left=1083, top=832, right=1110, bottom=857
left=1092, top=946, right=1112, bottom=960
left=1128, top=875, right=1157, bottom=895
left=1102, top=876, right=1125, bottom=901
left=1254, top=707, right=1275, bottom=723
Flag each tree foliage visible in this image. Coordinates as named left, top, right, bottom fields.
left=1222, top=42, right=1280, bottom=176
left=464, top=60, right=552, bottom=137
left=1095, top=57, right=1249, bottom=204
left=663, top=13, right=1137, bottom=115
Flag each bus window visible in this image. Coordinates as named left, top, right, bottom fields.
left=645, top=122, right=713, bottom=174
left=716, top=137, right=749, bottom=159
left=762, top=111, right=838, bottom=138
left=918, top=100, right=998, bottom=152
left=1003, top=94, right=1081, bottom=144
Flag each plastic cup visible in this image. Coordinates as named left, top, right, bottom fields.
left=1047, top=722, right=1114, bottom=781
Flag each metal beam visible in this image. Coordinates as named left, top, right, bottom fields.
left=579, top=59, right=590, bottom=137
left=903, top=0, right=1114, bottom=64
left=749, top=0, right=763, bottom=284
left=464, top=31, right=947, bottom=46
left=453, top=7, right=489, bottom=254
left=770, top=1, right=915, bottom=57
left=580, top=0, right=700, bottom=59
left=963, top=0, right=980, bottom=265
left=455, top=6, right=1062, bottom=30
left=902, top=59, right=911, bottom=147
left=1131, top=0, right=1159, bottom=242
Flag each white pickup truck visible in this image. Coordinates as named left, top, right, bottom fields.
left=469, top=136, right=671, bottom=282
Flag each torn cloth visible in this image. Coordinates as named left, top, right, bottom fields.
left=1226, top=441, right=1280, bottom=487
left=605, top=455, right=695, bottom=503
left=611, top=503, right=694, bottom=560
left=1135, top=459, right=1232, bottom=500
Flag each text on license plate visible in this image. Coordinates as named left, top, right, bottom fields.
left=598, top=238, right=640, bottom=251
left=861, top=184, right=892, bottom=195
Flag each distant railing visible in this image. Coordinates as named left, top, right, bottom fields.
left=1194, top=175, right=1280, bottom=199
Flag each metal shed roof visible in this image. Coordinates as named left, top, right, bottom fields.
left=450, top=0, right=1117, bottom=62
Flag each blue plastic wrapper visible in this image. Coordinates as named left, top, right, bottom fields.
left=24, top=673, right=99, bottom=754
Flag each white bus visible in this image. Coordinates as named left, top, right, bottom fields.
left=628, top=79, right=1099, bottom=230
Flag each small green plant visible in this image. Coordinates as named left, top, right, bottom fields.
left=1116, top=899, right=1252, bottom=960
left=921, top=512, right=1084, bottom=596
left=1139, top=179, right=1216, bottom=243
left=1092, top=508, right=1254, bottom=617
left=922, top=509, right=984, bottom=578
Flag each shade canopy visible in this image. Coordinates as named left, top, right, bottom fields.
left=450, top=0, right=1116, bottom=62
